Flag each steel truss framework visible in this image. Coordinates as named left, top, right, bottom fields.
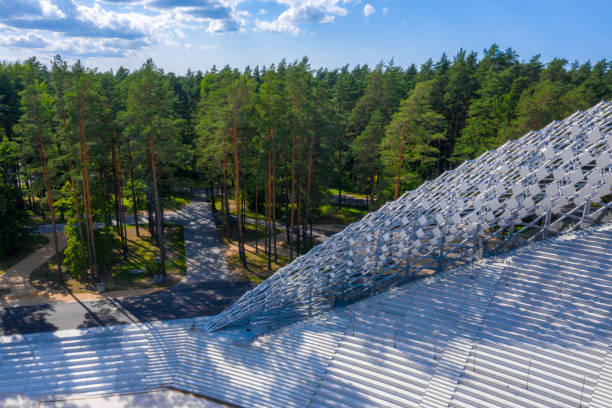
left=206, top=101, right=612, bottom=333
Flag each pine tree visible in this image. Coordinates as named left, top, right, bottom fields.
left=352, top=109, right=384, bottom=201
left=17, top=70, right=63, bottom=281
left=381, top=81, right=446, bottom=200
left=121, top=59, right=183, bottom=280
left=51, top=56, right=88, bottom=280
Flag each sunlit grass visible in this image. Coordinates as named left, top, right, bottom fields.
left=165, top=191, right=192, bottom=211
left=315, top=204, right=369, bottom=224
left=226, top=250, right=289, bottom=284
left=326, top=188, right=367, bottom=199
left=30, top=223, right=186, bottom=293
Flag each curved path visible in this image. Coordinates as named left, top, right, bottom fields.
left=0, top=193, right=254, bottom=336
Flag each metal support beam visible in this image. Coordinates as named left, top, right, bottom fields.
left=207, top=102, right=612, bottom=333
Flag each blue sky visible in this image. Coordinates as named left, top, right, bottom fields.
left=0, top=0, right=610, bottom=74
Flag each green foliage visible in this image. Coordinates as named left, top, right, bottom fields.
left=0, top=134, right=32, bottom=256
left=351, top=109, right=384, bottom=194
left=57, top=182, right=86, bottom=279
left=380, top=81, right=446, bottom=200
left=121, top=59, right=186, bottom=180
left=0, top=48, right=610, bottom=284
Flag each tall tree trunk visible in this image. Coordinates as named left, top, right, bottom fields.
left=273, top=163, right=278, bottom=263
left=148, top=138, right=166, bottom=279
left=113, top=139, right=128, bottom=257
left=242, top=182, right=246, bottom=238
left=38, top=135, right=62, bottom=282
left=81, top=182, right=94, bottom=283
left=79, top=96, right=98, bottom=282
left=58, top=87, right=87, bottom=280
left=82, top=139, right=98, bottom=282
left=119, top=154, right=128, bottom=255
left=289, top=136, right=296, bottom=261
left=394, top=123, right=407, bottom=200
left=209, top=165, right=216, bottom=213
left=337, top=148, right=342, bottom=209
left=128, top=151, right=140, bottom=237
left=371, top=171, right=376, bottom=203
left=231, top=121, right=246, bottom=267
left=305, top=131, right=315, bottom=251
left=266, top=128, right=272, bottom=270
left=296, top=182, right=301, bottom=257
left=223, top=160, right=230, bottom=242
left=147, top=187, right=155, bottom=239
left=284, top=183, right=290, bottom=252
left=63, top=134, right=87, bottom=280
left=112, top=142, right=125, bottom=255
left=26, top=179, right=32, bottom=210
left=255, top=176, right=259, bottom=253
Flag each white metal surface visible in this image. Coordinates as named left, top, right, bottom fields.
left=1, top=225, right=612, bottom=408
left=206, top=101, right=612, bottom=333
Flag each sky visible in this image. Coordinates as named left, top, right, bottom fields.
left=0, top=0, right=611, bottom=74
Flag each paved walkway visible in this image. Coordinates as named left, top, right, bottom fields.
left=0, top=193, right=254, bottom=336
left=0, top=232, right=67, bottom=298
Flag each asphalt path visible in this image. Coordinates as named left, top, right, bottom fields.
left=0, top=193, right=254, bottom=336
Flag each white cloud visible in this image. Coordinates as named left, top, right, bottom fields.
left=382, top=7, right=388, bottom=15
left=207, top=18, right=239, bottom=33
left=0, top=32, right=49, bottom=48
left=255, top=0, right=351, bottom=35
left=363, top=3, right=375, bottom=17
left=0, top=0, right=360, bottom=57
left=0, top=0, right=244, bottom=56
left=40, top=0, right=65, bottom=18
left=51, top=36, right=142, bottom=57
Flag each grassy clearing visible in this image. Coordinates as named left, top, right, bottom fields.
left=315, top=204, right=369, bottom=224
left=226, top=250, right=289, bottom=284
left=326, top=188, right=367, bottom=199
left=165, top=191, right=192, bottom=211
left=30, top=223, right=186, bottom=293
left=214, top=196, right=368, bottom=227
left=213, top=199, right=262, bottom=221
left=213, top=209, right=280, bottom=245
left=108, top=224, right=186, bottom=290
left=281, top=237, right=323, bottom=253
left=0, top=235, right=49, bottom=275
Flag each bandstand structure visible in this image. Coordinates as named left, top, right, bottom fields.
left=1, top=102, right=612, bottom=408
left=206, top=101, right=612, bottom=333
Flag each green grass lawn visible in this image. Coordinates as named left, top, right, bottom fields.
left=165, top=191, right=192, bottom=211
left=30, top=223, right=186, bottom=293
left=214, top=196, right=369, bottom=227
left=213, top=205, right=281, bottom=244
left=314, top=204, right=369, bottom=224
left=0, top=235, right=49, bottom=276
left=108, top=224, right=186, bottom=290
left=326, top=188, right=368, bottom=199
left=213, top=200, right=262, bottom=221
left=281, top=237, right=322, bottom=253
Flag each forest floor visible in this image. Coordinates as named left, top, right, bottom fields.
left=29, top=223, right=186, bottom=295
left=213, top=196, right=363, bottom=284
left=0, top=192, right=252, bottom=335
left=0, top=191, right=192, bottom=306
